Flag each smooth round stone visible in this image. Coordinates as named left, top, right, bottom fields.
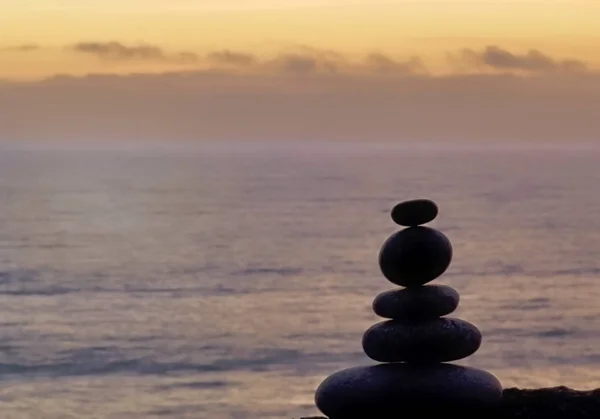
left=378, top=226, right=452, bottom=287
left=373, top=285, right=460, bottom=320
left=362, top=318, right=481, bottom=363
left=315, top=363, right=503, bottom=418
left=391, top=199, right=439, bottom=227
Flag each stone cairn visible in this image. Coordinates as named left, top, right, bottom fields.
left=314, top=199, right=502, bottom=418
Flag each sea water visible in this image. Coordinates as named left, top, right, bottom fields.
left=1, top=142, right=600, bottom=418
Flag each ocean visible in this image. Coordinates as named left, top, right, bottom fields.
left=1, top=143, right=600, bottom=418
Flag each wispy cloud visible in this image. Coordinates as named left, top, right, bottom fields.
left=365, top=53, right=425, bottom=75
left=267, top=52, right=336, bottom=75
left=67, top=42, right=590, bottom=76
left=3, top=41, right=594, bottom=79
left=66, top=41, right=428, bottom=76
left=458, top=45, right=588, bottom=73
left=0, top=44, right=40, bottom=52
left=207, top=46, right=426, bottom=76
left=207, top=50, right=257, bottom=66
left=265, top=46, right=348, bottom=75
left=70, top=41, right=200, bottom=63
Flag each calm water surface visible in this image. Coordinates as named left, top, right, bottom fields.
left=1, top=143, right=600, bottom=418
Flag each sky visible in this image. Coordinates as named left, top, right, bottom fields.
left=1, top=0, right=599, bottom=143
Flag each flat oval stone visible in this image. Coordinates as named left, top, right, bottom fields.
left=391, top=199, right=439, bottom=227
left=315, top=363, right=503, bottom=418
left=373, top=285, right=460, bottom=320
left=378, top=226, right=452, bottom=287
left=362, top=318, right=481, bottom=363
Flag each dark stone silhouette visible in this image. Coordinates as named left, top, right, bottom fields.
left=378, top=227, right=452, bottom=287
left=372, top=285, right=459, bottom=319
left=304, top=387, right=600, bottom=419
left=362, top=318, right=482, bottom=363
left=315, top=364, right=501, bottom=418
left=391, top=198, right=438, bottom=226
left=314, top=199, right=502, bottom=418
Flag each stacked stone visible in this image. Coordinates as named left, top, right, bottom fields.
left=314, top=199, right=502, bottom=419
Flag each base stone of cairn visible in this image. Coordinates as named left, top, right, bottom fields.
left=314, top=199, right=502, bottom=418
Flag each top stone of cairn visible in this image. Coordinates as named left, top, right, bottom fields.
left=390, top=198, right=438, bottom=227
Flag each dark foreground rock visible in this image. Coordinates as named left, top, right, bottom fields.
left=301, top=386, right=600, bottom=419
left=315, top=364, right=501, bottom=418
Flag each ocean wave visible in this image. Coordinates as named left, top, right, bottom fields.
left=498, top=297, right=551, bottom=311
left=0, top=286, right=74, bottom=296
left=147, top=405, right=204, bottom=417
left=447, top=265, right=600, bottom=278
left=231, top=267, right=304, bottom=276
left=0, top=285, right=234, bottom=297
left=0, top=268, right=40, bottom=285
left=155, top=380, right=232, bottom=391
left=0, top=347, right=360, bottom=379
left=536, top=328, right=574, bottom=338
left=485, top=327, right=581, bottom=339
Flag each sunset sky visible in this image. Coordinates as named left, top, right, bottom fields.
left=1, top=0, right=599, bottom=143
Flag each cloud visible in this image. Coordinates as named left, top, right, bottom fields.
left=269, top=53, right=327, bottom=75
left=0, top=44, right=40, bottom=52
left=2, top=41, right=592, bottom=78
left=2, top=42, right=598, bottom=144
left=207, top=50, right=257, bottom=66
left=63, top=42, right=591, bottom=78
left=365, top=53, right=425, bottom=75
left=71, top=41, right=200, bottom=63
left=266, top=46, right=347, bottom=75
left=458, top=45, right=588, bottom=73
left=206, top=47, right=347, bottom=75
left=66, top=41, right=425, bottom=76
left=206, top=47, right=424, bottom=76
left=1, top=68, right=599, bottom=143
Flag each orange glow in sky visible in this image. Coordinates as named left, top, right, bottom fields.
left=2, top=0, right=599, bottom=79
